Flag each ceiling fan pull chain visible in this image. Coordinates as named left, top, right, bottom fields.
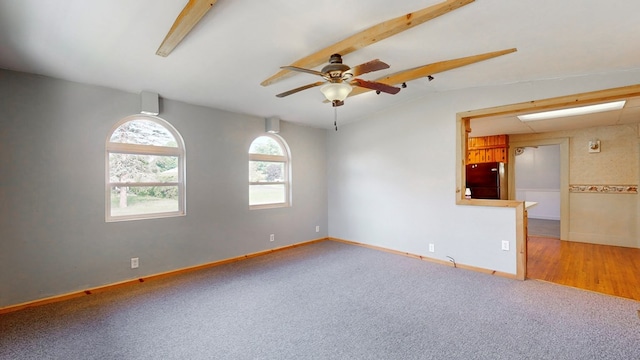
left=334, top=106, right=338, bottom=131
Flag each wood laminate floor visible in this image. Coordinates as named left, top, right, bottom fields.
left=527, top=236, right=640, bottom=301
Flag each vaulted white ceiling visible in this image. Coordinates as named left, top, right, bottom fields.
left=1, top=0, right=640, bottom=130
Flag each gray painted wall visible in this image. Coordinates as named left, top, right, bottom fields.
left=4, top=66, right=640, bottom=308
left=0, top=69, right=328, bottom=308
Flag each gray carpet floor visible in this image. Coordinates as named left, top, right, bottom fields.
left=1, top=240, right=639, bottom=359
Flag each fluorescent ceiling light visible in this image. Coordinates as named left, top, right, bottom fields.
left=517, top=100, right=626, bottom=122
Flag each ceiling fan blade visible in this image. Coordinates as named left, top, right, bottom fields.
left=346, top=59, right=390, bottom=77
left=261, top=0, right=475, bottom=86
left=156, top=0, right=219, bottom=57
left=280, top=66, right=326, bottom=78
left=276, top=82, right=325, bottom=98
left=347, top=48, right=518, bottom=98
left=351, top=79, right=401, bottom=95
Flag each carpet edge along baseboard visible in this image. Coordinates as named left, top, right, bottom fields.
left=2, top=237, right=517, bottom=314
left=329, top=237, right=518, bottom=280
left=0, top=238, right=328, bottom=315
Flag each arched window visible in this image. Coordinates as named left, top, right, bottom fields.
left=249, top=134, right=291, bottom=209
left=106, top=115, right=186, bottom=221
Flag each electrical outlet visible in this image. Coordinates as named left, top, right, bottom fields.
left=270, top=234, right=275, bottom=242
left=315, top=226, right=320, bottom=232
left=428, top=243, right=435, bottom=253
left=501, top=241, right=510, bottom=251
left=131, top=257, right=139, bottom=269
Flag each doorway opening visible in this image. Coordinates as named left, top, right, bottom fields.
left=507, top=138, right=569, bottom=240
left=514, top=144, right=561, bottom=238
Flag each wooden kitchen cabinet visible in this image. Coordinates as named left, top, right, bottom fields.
left=467, top=135, right=508, bottom=164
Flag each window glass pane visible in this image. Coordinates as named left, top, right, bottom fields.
left=110, top=186, right=179, bottom=216
left=249, top=161, right=284, bottom=182
left=110, top=119, right=177, bottom=147
left=249, top=184, right=286, bottom=205
left=109, top=154, right=178, bottom=183
left=249, top=136, right=283, bottom=155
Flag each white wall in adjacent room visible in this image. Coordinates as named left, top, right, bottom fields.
left=514, top=145, right=561, bottom=220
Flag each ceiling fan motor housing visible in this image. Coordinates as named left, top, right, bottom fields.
left=322, top=54, right=351, bottom=81
left=328, top=54, right=344, bottom=64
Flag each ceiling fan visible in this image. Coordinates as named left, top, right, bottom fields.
left=261, top=0, right=475, bottom=86
left=276, top=54, right=401, bottom=107
left=263, top=0, right=516, bottom=105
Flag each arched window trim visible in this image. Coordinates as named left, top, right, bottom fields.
left=249, top=133, right=291, bottom=210
left=105, top=115, right=186, bottom=222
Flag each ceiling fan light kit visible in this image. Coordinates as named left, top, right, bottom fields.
left=320, top=82, right=353, bottom=102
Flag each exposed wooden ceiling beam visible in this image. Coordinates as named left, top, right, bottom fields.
left=260, top=0, right=475, bottom=87
left=345, top=48, right=518, bottom=98
left=156, top=0, right=218, bottom=57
